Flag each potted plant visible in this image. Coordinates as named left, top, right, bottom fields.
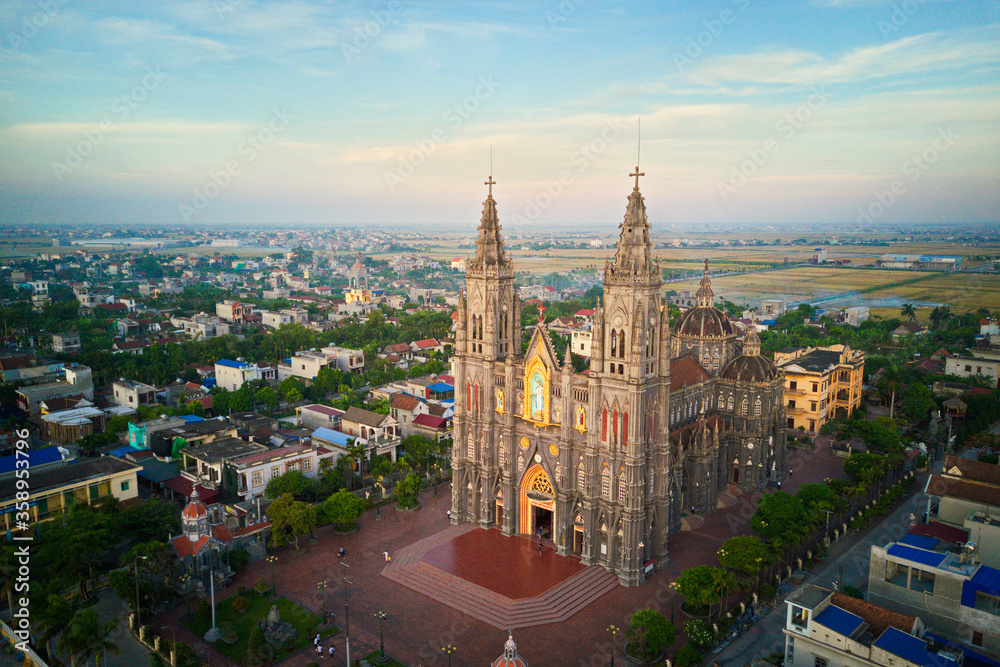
left=233, top=596, right=249, bottom=614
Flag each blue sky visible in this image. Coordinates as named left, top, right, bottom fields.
left=1, top=0, right=997, bottom=229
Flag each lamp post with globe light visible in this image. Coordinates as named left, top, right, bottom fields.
left=374, top=610, right=388, bottom=664
left=607, top=625, right=620, bottom=667
left=442, top=644, right=456, bottom=667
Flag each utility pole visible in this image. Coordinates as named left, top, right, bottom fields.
left=340, top=561, right=351, bottom=667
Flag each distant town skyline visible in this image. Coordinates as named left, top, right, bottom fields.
left=2, top=1, right=998, bottom=228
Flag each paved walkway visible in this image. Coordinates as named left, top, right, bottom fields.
left=150, top=441, right=849, bottom=667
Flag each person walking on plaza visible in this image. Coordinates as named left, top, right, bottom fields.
left=384, top=550, right=391, bottom=563
left=328, top=646, right=335, bottom=660
left=316, top=644, right=323, bottom=659
left=314, top=634, right=320, bottom=646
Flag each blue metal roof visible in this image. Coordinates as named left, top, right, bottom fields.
left=970, top=565, right=1000, bottom=597
left=0, top=447, right=63, bottom=475
left=109, top=445, right=147, bottom=458
left=813, top=605, right=864, bottom=637
left=901, top=533, right=940, bottom=551
left=887, top=543, right=947, bottom=568
left=925, top=632, right=1000, bottom=667
left=427, top=382, right=454, bottom=393
left=216, top=359, right=248, bottom=369
left=179, top=415, right=205, bottom=423
left=311, top=427, right=352, bottom=448
left=874, top=627, right=958, bottom=667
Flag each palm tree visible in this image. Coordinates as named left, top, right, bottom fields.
left=930, top=305, right=952, bottom=329
left=900, top=303, right=917, bottom=322
left=879, top=364, right=904, bottom=420
left=37, top=592, right=87, bottom=666
left=58, top=608, right=121, bottom=667
left=710, top=568, right=737, bottom=621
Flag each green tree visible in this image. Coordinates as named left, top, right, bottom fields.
left=716, top=535, right=769, bottom=577
left=625, top=609, right=675, bottom=661
left=285, top=387, right=303, bottom=405
left=58, top=608, right=121, bottom=667
left=267, top=493, right=316, bottom=551
left=231, top=384, right=255, bottom=412
left=750, top=492, right=811, bottom=545
left=183, top=399, right=206, bottom=418
left=211, top=387, right=231, bottom=415
left=265, top=470, right=314, bottom=500
left=256, top=386, right=279, bottom=413
left=318, top=489, right=367, bottom=530
left=900, top=303, right=916, bottom=322
left=395, top=472, right=422, bottom=509
left=672, top=565, right=719, bottom=612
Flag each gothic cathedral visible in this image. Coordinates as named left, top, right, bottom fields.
left=450, top=170, right=787, bottom=586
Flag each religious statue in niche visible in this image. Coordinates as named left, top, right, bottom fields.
left=530, top=371, right=545, bottom=420
left=495, top=388, right=505, bottom=414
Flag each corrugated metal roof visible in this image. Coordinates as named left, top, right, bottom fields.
left=887, top=543, right=947, bottom=568
left=873, top=627, right=958, bottom=667
left=901, top=533, right=940, bottom=551
left=812, top=605, right=864, bottom=637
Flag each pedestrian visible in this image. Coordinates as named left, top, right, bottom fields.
left=328, top=646, right=335, bottom=659
left=314, top=634, right=320, bottom=646
left=789, top=468, right=793, bottom=476
left=691, top=505, right=696, bottom=515
left=777, top=481, right=781, bottom=489
left=384, top=550, right=390, bottom=563
left=316, top=644, right=323, bottom=659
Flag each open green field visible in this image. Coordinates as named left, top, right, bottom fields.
left=666, top=266, right=1000, bottom=313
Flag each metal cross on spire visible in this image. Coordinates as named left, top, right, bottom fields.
left=485, top=144, right=495, bottom=197
left=630, top=117, right=644, bottom=191
left=630, top=166, right=644, bottom=191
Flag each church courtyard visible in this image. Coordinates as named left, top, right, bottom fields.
left=154, top=438, right=845, bottom=666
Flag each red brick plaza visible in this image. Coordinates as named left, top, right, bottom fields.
left=156, top=440, right=844, bottom=666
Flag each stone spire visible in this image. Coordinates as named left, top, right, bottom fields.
left=471, top=173, right=508, bottom=269
left=695, top=258, right=714, bottom=307
left=504, top=629, right=517, bottom=658
left=743, top=327, right=761, bottom=356
left=611, top=166, right=654, bottom=273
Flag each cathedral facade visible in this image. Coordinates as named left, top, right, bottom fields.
left=449, top=171, right=786, bottom=586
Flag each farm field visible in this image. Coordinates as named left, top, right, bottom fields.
left=665, top=266, right=1000, bottom=313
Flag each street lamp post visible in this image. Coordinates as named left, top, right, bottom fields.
left=607, top=625, right=619, bottom=667
left=133, top=556, right=148, bottom=627
left=375, top=476, right=383, bottom=520
left=340, top=561, right=351, bottom=667
left=374, top=610, right=387, bottom=664
left=266, top=555, right=278, bottom=596
left=442, top=644, right=456, bottom=667
left=316, top=580, right=328, bottom=620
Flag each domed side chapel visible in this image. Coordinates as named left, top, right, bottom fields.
left=450, top=168, right=786, bottom=586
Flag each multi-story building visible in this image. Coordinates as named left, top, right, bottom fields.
left=215, top=299, right=253, bottom=324
left=277, top=345, right=364, bottom=381
left=225, top=444, right=331, bottom=501
left=924, top=456, right=1000, bottom=528
left=0, top=457, right=141, bottom=535
left=172, top=313, right=231, bottom=339
left=178, top=437, right=268, bottom=492
left=783, top=585, right=990, bottom=667
left=41, top=406, right=109, bottom=443
left=845, top=306, right=871, bottom=327
left=868, top=538, right=1000, bottom=657
left=112, top=379, right=157, bottom=409
left=450, top=172, right=786, bottom=586
left=51, top=332, right=81, bottom=353
left=214, top=359, right=264, bottom=392
left=775, top=345, right=864, bottom=432
left=570, top=329, right=593, bottom=358
left=296, top=403, right=344, bottom=431
left=16, top=364, right=94, bottom=419
left=260, top=308, right=308, bottom=329
left=943, top=355, right=1000, bottom=388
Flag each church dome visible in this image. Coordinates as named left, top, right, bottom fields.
left=181, top=490, right=208, bottom=520
left=721, top=328, right=778, bottom=382
left=674, top=258, right=735, bottom=339
left=351, top=261, right=363, bottom=270
left=492, top=630, right=528, bottom=667
left=675, top=305, right=735, bottom=339
left=721, top=354, right=778, bottom=382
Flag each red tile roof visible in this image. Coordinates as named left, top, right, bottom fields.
left=413, top=414, right=448, bottom=429
left=670, top=355, right=711, bottom=391
left=412, top=338, right=440, bottom=349
left=925, top=475, right=1000, bottom=506
left=943, top=455, right=1000, bottom=485
left=390, top=393, right=422, bottom=411
left=908, top=522, right=969, bottom=545
left=829, top=593, right=917, bottom=637
left=301, top=404, right=343, bottom=418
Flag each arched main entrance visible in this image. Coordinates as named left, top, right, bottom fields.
left=519, top=465, right=555, bottom=538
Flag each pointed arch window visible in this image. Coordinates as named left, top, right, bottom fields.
left=754, top=397, right=762, bottom=417
left=602, top=408, right=608, bottom=441
left=618, top=472, right=627, bottom=504
left=577, top=463, right=586, bottom=491
left=601, top=468, right=611, bottom=498
left=466, top=382, right=472, bottom=410
left=621, top=411, right=629, bottom=450
left=499, top=442, right=506, bottom=467
left=478, top=383, right=484, bottom=412
left=612, top=409, right=619, bottom=446
left=741, top=397, right=749, bottom=416
left=718, top=392, right=725, bottom=408
left=466, top=435, right=474, bottom=459
left=610, top=330, right=618, bottom=358
left=727, top=395, right=734, bottom=412
left=618, top=329, right=626, bottom=358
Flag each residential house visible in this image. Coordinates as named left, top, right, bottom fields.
left=775, top=345, right=865, bottom=433
left=225, top=444, right=331, bottom=501
left=261, top=308, right=308, bottom=329
left=389, top=393, right=429, bottom=437
left=944, top=355, right=1000, bottom=388
left=297, top=404, right=344, bottom=431
left=340, top=406, right=400, bottom=461
left=16, top=364, right=94, bottom=419
left=893, top=321, right=929, bottom=341
left=112, top=379, right=157, bottom=409
left=924, top=456, right=1000, bottom=528
left=214, top=359, right=264, bottom=392
left=845, top=306, right=871, bottom=327
left=51, top=333, right=81, bottom=353
left=177, top=437, right=268, bottom=492
left=215, top=300, right=253, bottom=323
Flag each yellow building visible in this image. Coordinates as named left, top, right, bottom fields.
left=345, top=259, right=371, bottom=304
left=775, top=344, right=864, bottom=433
left=0, top=457, right=141, bottom=535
